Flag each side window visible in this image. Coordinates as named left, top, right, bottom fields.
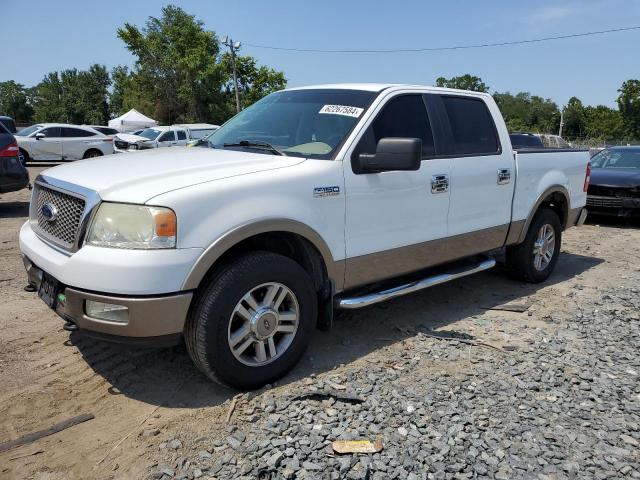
left=358, top=95, right=435, bottom=157
left=41, top=127, right=61, bottom=138
left=159, top=132, right=175, bottom=142
left=62, top=128, right=95, bottom=137
left=440, top=96, right=500, bottom=155
left=176, top=130, right=187, bottom=140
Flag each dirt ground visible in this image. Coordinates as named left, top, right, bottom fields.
left=1, top=165, right=639, bottom=479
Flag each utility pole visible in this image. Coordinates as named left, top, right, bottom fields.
left=222, top=36, right=242, bottom=113
left=558, top=106, right=564, bottom=137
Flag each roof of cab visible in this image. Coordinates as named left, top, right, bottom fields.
left=287, top=83, right=398, bottom=92
left=284, top=83, right=492, bottom=98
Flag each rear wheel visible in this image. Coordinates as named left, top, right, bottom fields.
left=83, top=149, right=103, bottom=159
left=506, top=208, right=562, bottom=283
left=185, top=251, right=317, bottom=389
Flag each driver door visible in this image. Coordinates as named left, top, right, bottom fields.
left=30, top=127, right=63, bottom=161
left=157, top=131, right=176, bottom=147
left=343, top=93, right=451, bottom=289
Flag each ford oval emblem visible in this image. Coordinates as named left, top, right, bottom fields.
left=41, top=203, right=58, bottom=222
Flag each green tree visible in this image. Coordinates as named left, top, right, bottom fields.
left=117, top=5, right=224, bottom=124
left=0, top=81, right=34, bottom=123
left=562, top=96, right=586, bottom=139
left=493, top=91, right=560, bottom=133
left=219, top=53, right=286, bottom=117
left=583, top=105, right=626, bottom=141
left=32, top=65, right=111, bottom=124
left=617, top=79, right=640, bottom=139
left=435, top=74, right=489, bottom=92
left=116, top=5, right=285, bottom=124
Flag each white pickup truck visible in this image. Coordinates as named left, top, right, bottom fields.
left=20, top=84, right=590, bottom=389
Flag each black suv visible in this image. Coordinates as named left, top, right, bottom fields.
left=0, top=122, right=29, bottom=193
left=0, top=116, right=17, bottom=134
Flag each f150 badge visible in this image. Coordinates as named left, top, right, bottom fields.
left=313, top=186, right=340, bottom=197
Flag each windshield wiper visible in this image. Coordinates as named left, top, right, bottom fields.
left=223, top=140, right=287, bottom=156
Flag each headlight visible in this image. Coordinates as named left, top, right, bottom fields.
left=86, top=203, right=176, bottom=249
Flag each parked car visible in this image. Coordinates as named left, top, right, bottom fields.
left=586, top=146, right=640, bottom=217
left=509, top=133, right=544, bottom=149
left=538, top=134, right=571, bottom=149
left=87, top=126, right=120, bottom=137
left=113, top=126, right=189, bottom=152
left=0, top=122, right=29, bottom=193
left=175, top=123, right=219, bottom=141
left=20, top=84, right=589, bottom=389
left=15, top=124, right=114, bottom=163
left=0, top=116, right=17, bottom=134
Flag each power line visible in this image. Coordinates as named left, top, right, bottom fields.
left=244, top=25, right=640, bottom=54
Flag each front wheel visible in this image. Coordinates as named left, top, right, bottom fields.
left=185, top=251, right=317, bottom=389
left=506, top=208, right=562, bottom=283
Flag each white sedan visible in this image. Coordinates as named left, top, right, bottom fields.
left=15, top=124, right=114, bottom=163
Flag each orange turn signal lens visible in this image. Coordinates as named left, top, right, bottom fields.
left=153, top=210, right=177, bottom=237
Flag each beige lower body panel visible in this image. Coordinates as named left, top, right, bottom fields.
left=62, top=288, right=193, bottom=337
left=344, top=224, right=509, bottom=290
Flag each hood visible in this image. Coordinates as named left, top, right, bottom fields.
left=41, top=147, right=305, bottom=204
left=590, top=168, right=640, bottom=188
left=114, top=133, right=151, bottom=144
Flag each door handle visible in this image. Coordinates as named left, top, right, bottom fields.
left=431, top=174, right=449, bottom=193
left=497, top=168, right=511, bottom=185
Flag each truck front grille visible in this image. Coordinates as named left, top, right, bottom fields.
left=586, top=195, right=623, bottom=208
left=32, top=184, right=86, bottom=249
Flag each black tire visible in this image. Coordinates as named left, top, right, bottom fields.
left=506, top=208, right=562, bottom=283
left=83, top=149, right=103, bottom=159
left=19, top=148, right=29, bottom=166
left=185, top=251, right=317, bottom=389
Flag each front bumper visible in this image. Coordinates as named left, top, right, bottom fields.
left=23, top=255, right=192, bottom=345
left=586, top=195, right=640, bottom=217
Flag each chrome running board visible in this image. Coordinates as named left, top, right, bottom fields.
left=337, top=258, right=496, bottom=310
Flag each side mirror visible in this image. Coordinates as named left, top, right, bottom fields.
left=35, top=133, right=45, bottom=140
left=356, top=138, right=422, bottom=174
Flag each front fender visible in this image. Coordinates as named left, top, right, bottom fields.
left=181, top=218, right=344, bottom=291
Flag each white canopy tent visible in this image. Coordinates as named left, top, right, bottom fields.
left=108, top=109, right=158, bottom=132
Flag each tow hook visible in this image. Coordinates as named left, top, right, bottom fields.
left=63, top=320, right=79, bottom=332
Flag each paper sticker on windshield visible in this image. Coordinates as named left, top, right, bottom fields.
left=319, top=105, right=364, bottom=118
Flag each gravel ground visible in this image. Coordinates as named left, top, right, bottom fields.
left=146, top=283, right=640, bottom=480
left=1, top=165, right=639, bottom=480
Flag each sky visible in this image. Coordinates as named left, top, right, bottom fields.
left=2, top=0, right=639, bottom=108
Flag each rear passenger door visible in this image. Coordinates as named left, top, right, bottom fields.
left=429, top=94, right=514, bottom=249
left=61, top=127, right=98, bottom=160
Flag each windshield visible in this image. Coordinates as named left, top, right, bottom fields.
left=591, top=148, right=640, bottom=169
left=137, top=128, right=162, bottom=140
left=15, top=124, right=43, bottom=137
left=206, top=89, right=376, bottom=159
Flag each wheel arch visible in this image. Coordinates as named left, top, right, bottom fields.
left=83, top=148, right=103, bottom=158
left=511, top=185, right=570, bottom=245
left=182, top=219, right=344, bottom=294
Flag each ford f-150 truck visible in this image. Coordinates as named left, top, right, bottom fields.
left=19, top=84, right=590, bottom=389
